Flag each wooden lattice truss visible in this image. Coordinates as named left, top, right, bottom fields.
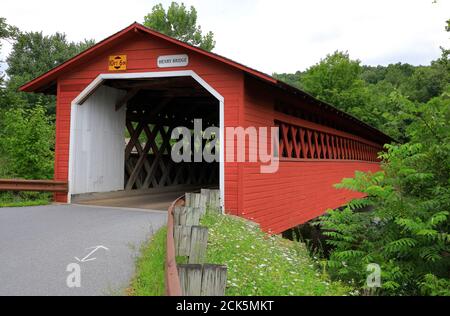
left=277, top=121, right=382, bottom=162
left=105, top=77, right=220, bottom=191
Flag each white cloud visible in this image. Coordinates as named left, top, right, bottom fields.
left=1, top=0, right=449, bottom=74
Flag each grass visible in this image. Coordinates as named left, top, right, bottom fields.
left=0, top=192, right=51, bottom=208
left=128, top=226, right=167, bottom=296
left=0, top=199, right=51, bottom=207
left=129, top=210, right=351, bottom=296
left=201, top=211, right=351, bottom=296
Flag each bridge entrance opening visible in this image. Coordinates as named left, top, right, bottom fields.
left=68, top=73, right=221, bottom=210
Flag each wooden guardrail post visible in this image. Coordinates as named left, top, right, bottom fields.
left=189, top=226, right=208, bottom=264
left=185, top=192, right=207, bottom=215
left=167, top=188, right=227, bottom=296
left=178, top=264, right=203, bottom=296
left=178, top=264, right=227, bottom=296
left=200, top=189, right=221, bottom=212
left=201, top=264, right=227, bottom=296
left=174, top=224, right=208, bottom=262
left=173, top=206, right=186, bottom=225
left=174, top=206, right=202, bottom=226
left=174, top=225, right=192, bottom=257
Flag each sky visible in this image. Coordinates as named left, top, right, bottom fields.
left=0, top=0, right=449, bottom=74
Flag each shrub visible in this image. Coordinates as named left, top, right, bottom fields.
left=0, top=104, right=54, bottom=179
left=319, top=91, right=450, bottom=295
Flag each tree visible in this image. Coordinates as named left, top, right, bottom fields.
left=0, top=18, right=19, bottom=89
left=144, top=2, right=215, bottom=51
left=300, top=51, right=366, bottom=109
left=0, top=18, right=19, bottom=127
left=0, top=105, right=55, bottom=179
left=274, top=47, right=449, bottom=141
left=314, top=20, right=450, bottom=295
left=298, top=51, right=379, bottom=127
left=272, top=71, right=303, bottom=89
left=404, top=56, right=449, bottom=103
left=0, top=17, right=19, bottom=48
left=360, top=65, right=388, bottom=85
left=1, top=31, right=94, bottom=114
left=320, top=88, right=450, bottom=295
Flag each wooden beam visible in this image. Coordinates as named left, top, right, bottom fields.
left=125, top=120, right=157, bottom=190
left=149, top=97, right=174, bottom=118
left=109, top=77, right=195, bottom=89
left=126, top=115, right=193, bottom=128
left=142, top=125, right=172, bottom=188
left=115, top=87, right=140, bottom=111
left=0, top=179, right=68, bottom=193
left=125, top=121, right=144, bottom=160
left=125, top=89, right=210, bottom=102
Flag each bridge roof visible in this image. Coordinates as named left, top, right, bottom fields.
left=20, top=22, right=393, bottom=144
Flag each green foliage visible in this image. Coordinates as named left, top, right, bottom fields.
left=0, top=17, right=19, bottom=46
left=0, top=17, right=19, bottom=92
left=201, top=211, right=351, bottom=296
left=0, top=191, right=51, bottom=208
left=129, top=226, right=167, bottom=296
left=276, top=52, right=371, bottom=116
left=404, top=62, right=449, bottom=103
left=129, top=211, right=351, bottom=296
left=144, top=2, right=215, bottom=51
left=273, top=44, right=449, bottom=142
left=0, top=105, right=54, bottom=179
left=273, top=71, right=303, bottom=89
left=319, top=90, right=450, bottom=295
left=421, top=274, right=450, bottom=296
left=362, top=63, right=416, bottom=87
left=300, top=51, right=368, bottom=113
left=1, top=31, right=94, bottom=114
left=0, top=21, right=94, bottom=205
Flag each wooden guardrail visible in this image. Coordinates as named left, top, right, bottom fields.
left=165, top=196, right=185, bottom=296
left=0, top=179, right=68, bottom=192
left=165, top=189, right=226, bottom=296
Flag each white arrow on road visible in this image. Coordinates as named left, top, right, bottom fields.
left=75, top=245, right=109, bottom=263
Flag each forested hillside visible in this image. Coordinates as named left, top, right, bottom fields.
left=274, top=21, right=449, bottom=296
left=274, top=47, right=449, bottom=142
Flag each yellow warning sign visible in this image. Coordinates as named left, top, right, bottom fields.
left=108, top=55, right=127, bottom=71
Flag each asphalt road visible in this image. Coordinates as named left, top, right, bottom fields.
left=0, top=204, right=167, bottom=296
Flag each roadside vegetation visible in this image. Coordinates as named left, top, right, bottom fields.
left=274, top=19, right=450, bottom=296
left=318, top=87, right=450, bottom=295
left=0, top=106, right=55, bottom=206
left=0, top=191, right=51, bottom=207
left=201, top=211, right=350, bottom=296
left=130, top=211, right=350, bottom=296
left=129, top=227, right=167, bottom=296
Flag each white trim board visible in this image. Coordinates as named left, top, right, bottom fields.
left=68, top=70, right=225, bottom=212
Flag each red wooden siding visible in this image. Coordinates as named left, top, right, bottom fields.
left=241, top=76, right=382, bottom=233
left=276, top=119, right=382, bottom=162
left=241, top=161, right=380, bottom=233
left=53, top=31, right=245, bottom=213
left=33, top=24, right=390, bottom=234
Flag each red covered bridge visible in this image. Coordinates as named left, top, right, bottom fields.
left=20, top=23, right=391, bottom=234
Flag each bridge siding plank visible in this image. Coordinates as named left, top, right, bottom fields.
left=240, top=77, right=382, bottom=233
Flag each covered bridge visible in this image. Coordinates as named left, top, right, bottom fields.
left=20, top=23, right=391, bottom=234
